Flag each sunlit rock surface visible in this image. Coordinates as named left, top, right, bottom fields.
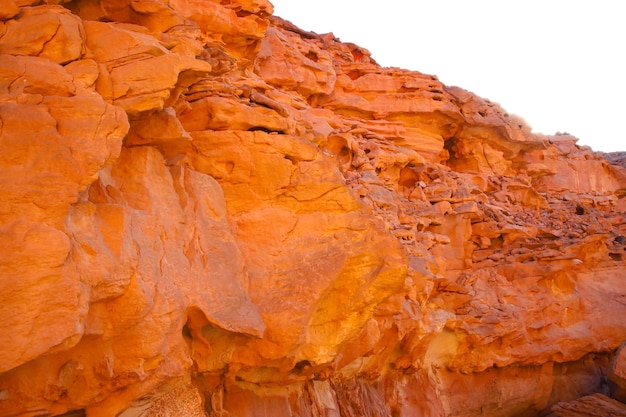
left=1, top=1, right=625, bottom=416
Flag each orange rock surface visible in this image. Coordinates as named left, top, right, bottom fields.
left=611, top=343, right=626, bottom=402
left=549, top=393, right=626, bottom=417
left=1, top=1, right=625, bottom=416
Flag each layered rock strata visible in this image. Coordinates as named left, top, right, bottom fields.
left=0, top=1, right=625, bottom=416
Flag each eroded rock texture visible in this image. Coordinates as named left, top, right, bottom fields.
left=1, top=1, right=625, bottom=416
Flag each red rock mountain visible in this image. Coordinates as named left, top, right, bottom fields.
left=1, top=1, right=625, bottom=416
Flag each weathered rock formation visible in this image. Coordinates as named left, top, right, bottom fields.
left=549, top=393, right=626, bottom=417
left=1, top=1, right=625, bottom=416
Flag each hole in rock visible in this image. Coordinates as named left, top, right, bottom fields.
left=399, top=166, right=419, bottom=189
left=575, top=205, right=585, bottom=215
left=490, top=235, right=504, bottom=250
left=609, top=253, right=622, bottom=261
left=284, top=154, right=298, bottom=164
left=294, top=360, right=312, bottom=372
left=182, top=324, right=192, bottom=340
left=351, top=49, right=365, bottom=62
left=614, top=235, right=625, bottom=244
left=324, top=136, right=352, bottom=165
left=347, top=70, right=361, bottom=80
left=442, top=137, right=459, bottom=167
left=305, top=51, right=319, bottom=62
left=247, top=126, right=285, bottom=134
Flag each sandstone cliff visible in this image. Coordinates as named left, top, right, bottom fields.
left=1, top=1, right=625, bottom=416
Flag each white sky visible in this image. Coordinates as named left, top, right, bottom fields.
left=269, top=1, right=625, bottom=153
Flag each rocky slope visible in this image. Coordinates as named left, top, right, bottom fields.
left=1, top=1, right=625, bottom=416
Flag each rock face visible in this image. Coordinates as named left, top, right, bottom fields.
left=549, top=393, right=626, bottom=417
left=1, top=1, right=625, bottom=416
left=611, top=344, right=626, bottom=402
